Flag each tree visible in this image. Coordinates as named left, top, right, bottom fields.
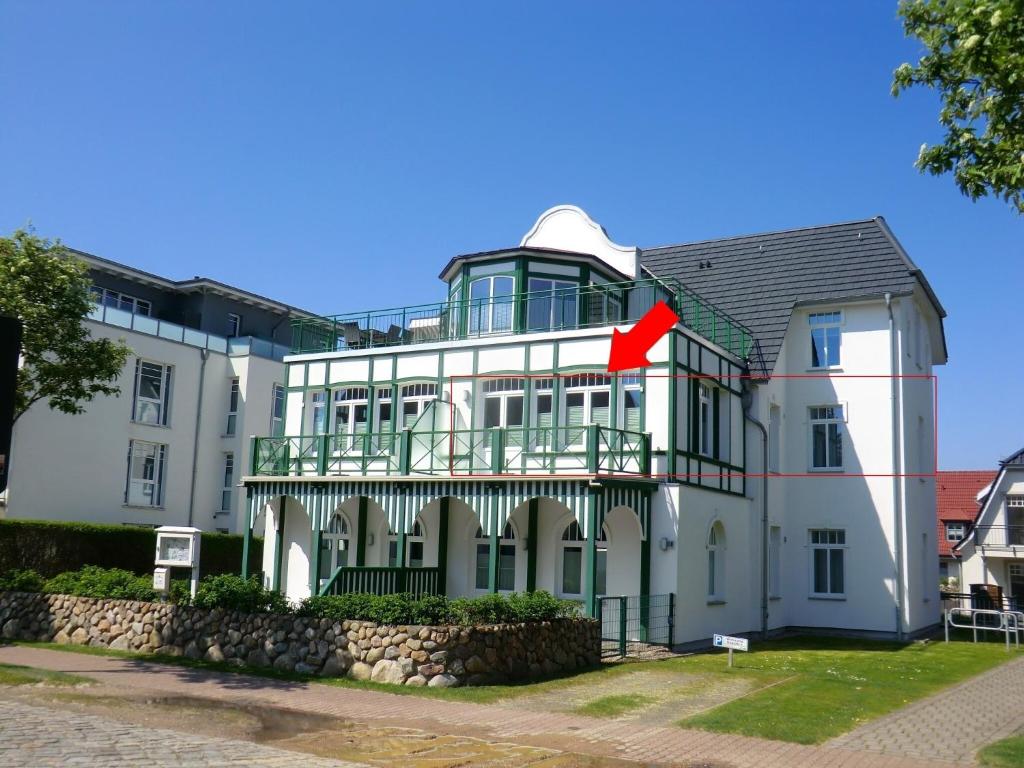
left=892, top=0, right=1024, bottom=214
left=0, top=230, right=131, bottom=423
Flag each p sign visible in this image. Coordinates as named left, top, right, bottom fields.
left=713, top=633, right=749, bottom=667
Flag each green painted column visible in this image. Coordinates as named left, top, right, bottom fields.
left=396, top=492, right=408, bottom=567
left=437, top=497, right=450, bottom=595
left=241, top=490, right=254, bottom=578
left=488, top=488, right=500, bottom=593
left=639, top=506, right=652, bottom=642
left=309, top=487, right=324, bottom=597
left=668, top=332, right=678, bottom=480
left=526, top=498, right=538, bottom=592
left=583, top=488, right=599, bottom=618
left=355, top=496, right=368, bottom=567
left=272, top=496, right=287, bottom=593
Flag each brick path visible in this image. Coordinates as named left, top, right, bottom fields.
left=0, top=645, right=981, bottom=767
left=0, top=698, right=364, bottom=768
left=828, top=653, right=1024, bottom=764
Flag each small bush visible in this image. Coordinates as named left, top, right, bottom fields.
left=0, top=568, right=45, bottom=593
left=43, top=566, right=157, bottom=601
left=192, top=574, right=288, bottom=614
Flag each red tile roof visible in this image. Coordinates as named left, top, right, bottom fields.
left=937, top=470, right=997, bottom=557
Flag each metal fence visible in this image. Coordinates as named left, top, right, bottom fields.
left=597, top=593, right=674, bottom=658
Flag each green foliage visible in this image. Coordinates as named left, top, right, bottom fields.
left=978, top=734, right=1024, bottom=767
left=893, top=0, right=1024, bottom=213
left=43, top=566, right=157, bottom=601
left=192, top=574, right=289, bottom=614
left=297, top=590, right=577, bottom=625
left=0, top=568, right=45, bottom=592
left=0, top=230, right=132, bottom=422
left=0, top=519, right=261, bottom=578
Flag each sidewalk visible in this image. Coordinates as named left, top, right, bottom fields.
left=0, top=645, right=983, bottom=767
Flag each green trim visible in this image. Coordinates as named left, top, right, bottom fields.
left=241, top=490, right=254, bottom=578
left=272, top=496, right=286, bottom=593
left=610, top=371, right=620, bottom=430
left=639, top=522, right=651, bottom=641
left=583, top=487, right=598, bottom=617
left=395, top=493, right=407, bottom=567
left=551, top=343, right=561, bottom=452
left=469, top=349, right=479, bottom=434
left=310, top=491, right=324, bottom=597
left=356, top=496, right=368, bottom=567
left=514, top=255, right=526, bottom=333
left=488, top=488, right=499, bottom=593
left=526, top=497, right=538, bottom=592
left=437, top=496, right=449, bottom=595
left=668, top=332, right=677, bottom=479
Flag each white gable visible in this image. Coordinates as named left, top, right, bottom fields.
left=521, top=205, right=639, bottom=278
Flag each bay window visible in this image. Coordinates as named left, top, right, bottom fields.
left=527, top=277, right=577, bottom=331
left=468, top=275, right=514, bottom=335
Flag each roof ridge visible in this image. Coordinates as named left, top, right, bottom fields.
left=640, top=217, right=882, bottom=252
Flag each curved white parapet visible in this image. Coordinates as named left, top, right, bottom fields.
left=520, top=204, right=639, bottom=278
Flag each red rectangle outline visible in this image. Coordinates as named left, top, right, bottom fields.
left=444, top=373, right=938, bottom=480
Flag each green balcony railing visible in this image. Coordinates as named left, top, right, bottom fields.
left=319, top=566, right=440, bottom=598
left=290, top=275, right=753, bottom=359
left=250, top=425, right=651, bottom=478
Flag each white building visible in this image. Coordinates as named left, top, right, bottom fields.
left=953, top=448, right=1024, bottom=610
left=4, top=251, right=312, bottom=534
left=245, top=206, right=947, bottom=645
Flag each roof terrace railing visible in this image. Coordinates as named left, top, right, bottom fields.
left=290, top=276, right=753, bottom=360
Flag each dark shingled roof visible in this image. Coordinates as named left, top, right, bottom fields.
left=639, top=217, right=946, bottom=376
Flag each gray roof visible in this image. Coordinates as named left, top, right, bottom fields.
left=640, top=217, right=946, bottom=376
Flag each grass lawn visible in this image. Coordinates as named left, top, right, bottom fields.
left=978, top=734, right=1024, bottom=768
left=7, top=635, right=1018, bottom=745
left=0, top=662, right=91, bottom=687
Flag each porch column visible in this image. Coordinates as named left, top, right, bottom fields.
left=488, top=486, right=500, bottom=593
left=583, top=487, right=599, bottom=617
left=437, top=497, right=450, bottom=595
left=241, top=489, right=254, bottom=579
left=639, top=506, right=652, bottom=641
left=396, top=492, right=408, bottom=566
left=526, top=497, right=539, bottom=592
left=272, top=495, right=287, bottom=593
left=355, top=496, right=368, bottom=566
left=309, top=486, right=325, bottom=597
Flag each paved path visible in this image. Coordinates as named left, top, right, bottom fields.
left=0, top=698, right=364, bottom=768
left=828, top=652, right=1024, bottom=764
left=0, top=645, right=980, bottom=767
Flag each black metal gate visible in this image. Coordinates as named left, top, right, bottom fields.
left=597, top=593, right=674, bottom=658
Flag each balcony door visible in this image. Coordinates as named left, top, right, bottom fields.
left=527, top=278, right=577, bottom=331
left=468, top=276, right=514, bottom=335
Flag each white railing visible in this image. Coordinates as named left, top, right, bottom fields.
left=944, top=607, right=1023, bottom=651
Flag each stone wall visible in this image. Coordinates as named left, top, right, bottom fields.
left=0, top=592, right=600, bottom=688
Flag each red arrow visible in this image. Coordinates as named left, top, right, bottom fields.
left=607, top=300, right=679, bottom=372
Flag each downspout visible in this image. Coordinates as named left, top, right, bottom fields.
left=742, top=385, right=770, bottom=638
left=187, top=348, right=210, bottom=527
left=885, top=293, right=905, bottom=641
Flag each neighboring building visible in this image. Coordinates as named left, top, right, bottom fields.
left=935, top=470, right=995, bottom=586
left=243, top=205, right=946, bottom=645
left=4, top=250, right=313, bottom=534
left=954, top=447, right=1024, bottom=610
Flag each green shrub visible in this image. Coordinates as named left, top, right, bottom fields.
left=0, top=568, right=45, bottom=592
left=192, top=574, right=288, bottom=614
left=0, top=519, right=261, bottom=578
left=43, top=566, right=157, bottom=601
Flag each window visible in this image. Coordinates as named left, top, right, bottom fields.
left=220, top=452, right=234, bottom=512
left=559, top=521, right=607, bottom=597
left=810, top=405, right=844, bottom=470
left=563, top=373, right=612, bottom=445
left=375, top=387, right=393, bottom=449
left=132, top=360, right=172, bottom=425
left=473, top=523, right=516, bottom=590
left=482, top=378, right=524, bottom=445
left=698, top=383, right=713, bottom=457
left=707, top=522, right=725, bottom=601
left=810, top=529, right=845, bottom=597
left=400, top=383, right=436, bottom=429
left=227, top=313, right=242, bottom=338
left=621, top=374, right=642, bottom=433
left=768, top=404, right=781, bottom=473
left=468, top=275, right=514, bottom=335
left=91, top=286, right=152, bottom=316
left=389, top=521, right=425, bottom=568
left=527, top=277, right=577, bottom=331
left=769, top=526, right=782, bottom=598
left=270, top=384, right=285, bottom=437
left=225, top=378, right=239, bottom=435
left=332, top=387, right=369, bottom=449
left=320, top=514, right=350, bottom=584
left=945, top=522, right=966, bottom=542
left=311, top=391, right=326, bottom=435
left=125, top=440, right=166, bottom=507
left=809, top=311, right=841, bottom=368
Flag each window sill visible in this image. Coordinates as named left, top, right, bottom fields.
left=807, top=367, right=844, bottom=373
left=130, top=421, right=171, bottom=429
left=706, top=599, right=726, bottom=606
left=122, top=504, right=165, bottom=511
left=808, top=595, right=846, bottom=601
left=769, top=595, right=782, bottom=601
left=807, top=467, right=845, bottom=473
left=222, top=433, right=238, bottom=439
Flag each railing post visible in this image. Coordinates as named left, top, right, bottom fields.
left=250, top=436, right=260, bottom=475
left=399, top=428, right=412, bottom=474
left=317, top=433, right=329, bottom=476
left=640, top=433, right=651, bottom=476
left=490, top=427, right=505, bottom=474
left=587, top=424, right=600, bottom=474
left=618, top=595, right=628, bottom=658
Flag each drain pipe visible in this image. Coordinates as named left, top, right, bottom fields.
left=885, top=293, right=905, bottom=641
left=187, top=348, right=210, bottom=527
left=742, top=385, right=770, bottom=639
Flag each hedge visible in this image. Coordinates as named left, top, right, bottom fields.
left=0, top=519, right=262, bottom=578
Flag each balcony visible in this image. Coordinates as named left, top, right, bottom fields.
left=289, top=276, right=753, bottom=360
left=973, top=525, right=1024, bottom=552
left=249, top=425, right=651, bottom=478
left=88, top=303, right=291, bottom=361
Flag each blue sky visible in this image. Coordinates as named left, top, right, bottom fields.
left=1, top=2, right=1020, bottom=468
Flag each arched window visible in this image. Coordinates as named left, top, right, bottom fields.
left=707, top=522, right=725, bottom=601
left=388, top=520, right=426, bottom=568
left=474, top=522, right=516, bottom=591
left=559, top=520, right=607, bottom=598
left=319, top=513, right=350, bottom=586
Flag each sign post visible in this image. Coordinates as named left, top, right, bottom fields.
left=155, top=526, right=202, bottom=598
left=713, top=633, right=750, bottom=667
